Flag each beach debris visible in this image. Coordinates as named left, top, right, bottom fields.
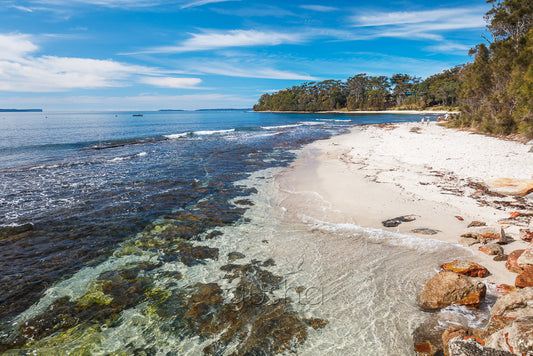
left=440, top=260, right=489, bottom=278
left=411, top=228, right=440, bottom=235
left=455, top=216, right=465, bottom=221
left=417, top=271, right=486, bottom=310
left=479, top=243, right=504, bottom=256
left=517, top=242, right=533, bottom=268
left=484, top=178, right=533, bottom=197
left=468, top=221, right=487, bottom=228
left=382, top=215, right=417, bottom=227
left=516, top=266, right=533, bottom=288
left=520, top=229, right=533, bottom=242
left=447, top=336, right=513, bottom=356
left=509, top=211, right=520, bottom=218
left=506, top=250, right=525, bottom=273
left=227, top=251, right=245, bottom=262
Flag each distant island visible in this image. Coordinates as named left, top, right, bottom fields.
left=195, top=108, right=252, bottom=112
left=158, top=109, right=185, bottom=112
left=0, top=109, right=42, bottom=112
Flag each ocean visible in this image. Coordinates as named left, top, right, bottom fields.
left=0, top=111, right=483, bottom=355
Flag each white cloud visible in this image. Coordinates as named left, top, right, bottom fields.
left=0, top=34, right=39, bottom=60
left=0, top=33, right=202, bottom=92
left=190, top=62, right=317, bottom=80
left=349, top=7, right=487, bottom=40
left=180, top=0, right=238, bottom=9
left=300, top=5, right=338, bottom=12
left=139, top=76, right=202, bottom=88
left=145, top=29, right=305, bottom=53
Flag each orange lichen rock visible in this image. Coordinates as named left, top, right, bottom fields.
left=441, top=260, right=490, bottom=278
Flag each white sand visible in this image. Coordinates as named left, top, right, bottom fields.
left=276, top=122, right=533, bottom=286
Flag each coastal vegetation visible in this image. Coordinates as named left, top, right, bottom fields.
left=254, top=0, right=533, bottom=138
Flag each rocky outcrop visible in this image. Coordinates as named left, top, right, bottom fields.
left=506, top=250, right=525, bottom=274
left=468, top=221, right=487, bottom=228
left=484, top=178, right=533, bottom=197
left=441, top=260, right=490, bottom=278
left=517, top=242, right=533, bottom=268
left=447, top=337, right=514, bottom=356
left=489, top=287, right=533, bottom=325
left=516, top=266, right=533, bottom=288
left=442, top=325, right=486, bottom=356
left=486, top=317, right=533, bottom=355
left=418, top=271, right=486, bottom=310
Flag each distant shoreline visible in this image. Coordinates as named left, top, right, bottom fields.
left=255, top=110, right=459, bottom=115
left=0, top=109, right=42, bottom=113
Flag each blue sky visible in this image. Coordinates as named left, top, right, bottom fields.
left=0, top=0, right=491, bottom=111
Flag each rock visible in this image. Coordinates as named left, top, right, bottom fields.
left=418, top=271, right=486, bottom=310
left=412, top=228, right=440, bottom=235
left=479, top=243, right=504, bottom=256
left=516, top=266, right=533, bottom=288
left=447, top=336, right=514, bottom=356
left=506, top=250, right=525, bottom=273
left=468, top=221, right=487, bottom=228
left=486, top=317, right=533, bottom=355
left=413, top=318, right=445, bottom=355
left=517, top=242, right=533, bottom=268
left=491, top=287, right=533, bottom=320
left=498, top=227, right=511, bottom=245
left=484, top=178, right=533, bottom=197
left=442, top=325, right=486, bottom=356
left=493, top=254, right=509, bottom=262
left=382, top=215, right=417, bottom=227
left=494, top=284, right=516, bottom=295
left=441, top=260, right=490, bottom=278
left=520, top=229, right=533, bottom=242
left=455, top=216, right=465, bottom=221
left=460, top=237, right=479, bottom=246
left=227, top=252, right=245, bottom=262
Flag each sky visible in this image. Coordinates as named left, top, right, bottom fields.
left=0, top=0, right=492, bottom=111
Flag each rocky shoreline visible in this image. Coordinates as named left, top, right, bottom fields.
left=276, top=121, right=533, bottom=355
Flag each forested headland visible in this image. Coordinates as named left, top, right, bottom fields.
left=254, top=0, right=533, bottom=138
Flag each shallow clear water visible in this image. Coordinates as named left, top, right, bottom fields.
left=0, top=110, right=471, bottom=355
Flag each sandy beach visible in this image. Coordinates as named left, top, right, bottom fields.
left=277, top=121, right=533, bottom=286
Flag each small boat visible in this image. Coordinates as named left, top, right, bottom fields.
left=132, top=114, right=144, bottom=117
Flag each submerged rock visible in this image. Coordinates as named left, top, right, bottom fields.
left=418, top=271, right=486, bottom=310
left=412, top=228, right=440, bottom=235
left=441, top=260, right=489, bottom=278
left=227, top=252, right=246, bottom=262
left=0, top=223, right=34, bottom=241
